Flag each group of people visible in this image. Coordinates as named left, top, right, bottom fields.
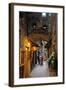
left=36, top=50, right=44, bottom=65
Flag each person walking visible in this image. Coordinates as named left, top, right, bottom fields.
left=40, top=50, right=43, bottom=65
left=36, top=50, right=40, bottom=64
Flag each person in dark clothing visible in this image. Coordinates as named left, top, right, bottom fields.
left=39, top=50, right=43, bottom=65
left=37, top=50, right=40, bottom=64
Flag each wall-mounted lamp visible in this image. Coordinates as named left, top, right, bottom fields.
left=32, top=46, right=37, bottom=51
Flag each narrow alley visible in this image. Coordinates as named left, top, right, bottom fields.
left=19, top=12, right=57, bottom=78
left=30, top=61, right=49, bottom=77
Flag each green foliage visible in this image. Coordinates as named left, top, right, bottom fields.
left=48, top=52, right=57, bottom=69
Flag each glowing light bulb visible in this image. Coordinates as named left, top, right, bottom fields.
left=42, top=13, right=46, bottom=17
